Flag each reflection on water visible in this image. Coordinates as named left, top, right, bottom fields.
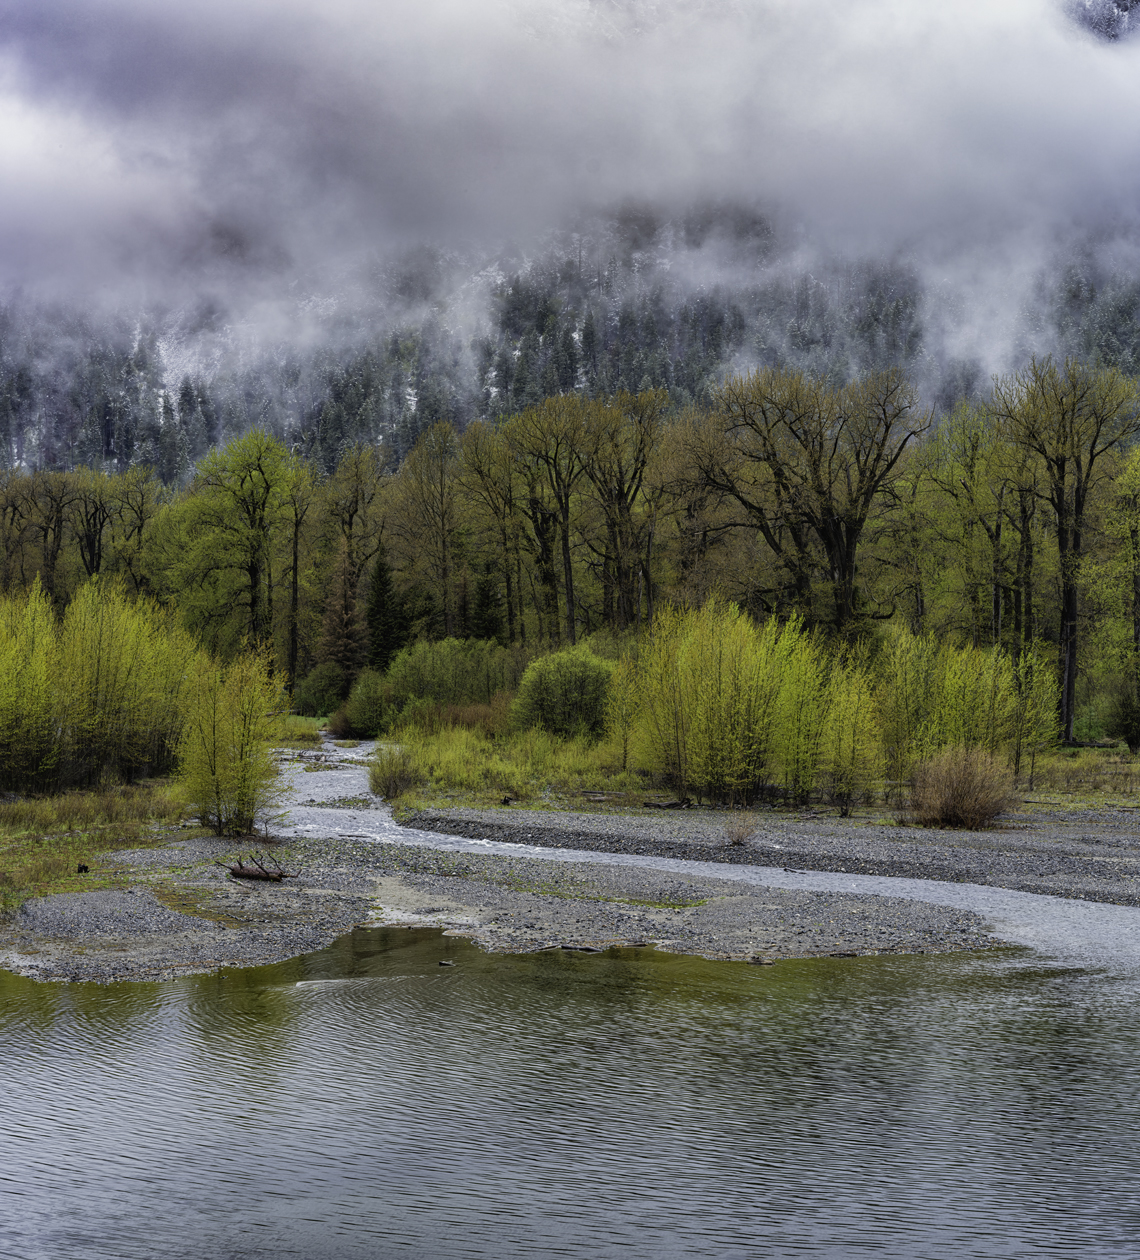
left=3, top=932, right=1138, bottom=1259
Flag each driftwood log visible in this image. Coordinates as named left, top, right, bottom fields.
left=215, top=852, right=299, bottom=882
left=642, top=797, right=694, bottom=810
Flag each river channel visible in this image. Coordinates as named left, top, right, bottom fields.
left=4, top=926, right=1140, bottom=1258
left=5, top=748, right=1140, bottom=1258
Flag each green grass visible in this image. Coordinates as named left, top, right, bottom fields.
left=279, top=715, right=324, bottom=748
left=371, top=726, right=651, bottom=810
left=0, top=781, right=187, bottom=913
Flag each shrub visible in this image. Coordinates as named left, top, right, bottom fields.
left=369, top=745, right=422, bottom=800
left=0, top=578, right=195, bottom=792
left=723, top=813, right=757, bottom=846
left=819, top=661, right=882, bottom=816
left=177, top=648, right=288, bottom=836
left=343, top=668, right=397, bottom=737
left=637, top=600, right=808, bottom=803
left=909, top=747, right=1014, bottom=829
left=511, top=645, right=614, bottom=739
left=293, top=661, right=348, bottom=717
left=385, top=638, right=533, bottom=708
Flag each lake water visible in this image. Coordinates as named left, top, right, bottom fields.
left=4, top=926, right=1140, bottom=1259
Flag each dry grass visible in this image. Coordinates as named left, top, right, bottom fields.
left=394, top=692, right=515, bottom=739
left=1026, top=747, right=1140, bottom=799
left=909, top=748, right=1014, bottom=829
left=723, top=812, right=758, bottom=846
left=0, top=781, right=185, bottom=912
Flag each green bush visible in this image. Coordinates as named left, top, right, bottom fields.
left=293, top=661, right=348, bottom=717
left=511, top=645, right=614, bottom=739
left=343, top=669, right=397, bottom=738
left=177, top=647, right=287, bottom=836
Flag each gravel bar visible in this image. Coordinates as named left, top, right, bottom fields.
left=17, top=737, right=1131, bottom=983
left=404, top=803, right=1140, bottom=906
left=0, top=822, right=1006, bottom=983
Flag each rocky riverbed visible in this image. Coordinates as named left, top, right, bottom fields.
left=7, top=739, right=1139, bottom=983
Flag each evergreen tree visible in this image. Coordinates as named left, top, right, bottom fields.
left=317, top=539, right=368, bottom=681
left=470, top=568, right=505, bottom=643
left=365, top=547, right=411, bottom=672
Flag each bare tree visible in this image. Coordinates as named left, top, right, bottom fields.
left=699, top=368, right=929, bottom=635
left=991, top=357, right=1140, bottom=741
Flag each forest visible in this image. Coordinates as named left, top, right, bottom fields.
left=3, top=215, right=1140, bottom=820
left=1, top=349, right=1139, bottom=779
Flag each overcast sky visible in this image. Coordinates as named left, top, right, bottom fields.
left=0, top=0, right=1138, bottom=326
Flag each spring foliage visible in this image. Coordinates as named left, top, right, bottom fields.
left=628, top=600, right=1055, bottom=806
left=176, top=647, right=286, bottom=836
left=0, top=579, right=196, bottom=792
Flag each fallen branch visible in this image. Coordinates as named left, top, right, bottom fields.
left=215, top=852, right=299, bottom=882
left=642, top=797, right=693, bottom=810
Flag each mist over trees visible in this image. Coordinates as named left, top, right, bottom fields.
left=4, top=206, right=1140, bottom=484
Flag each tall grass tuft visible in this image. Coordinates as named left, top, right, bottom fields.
left=909, top=747, right=1014, bottom=828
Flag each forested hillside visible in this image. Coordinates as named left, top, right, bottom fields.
left=5, top=209, right=1140, bottom=482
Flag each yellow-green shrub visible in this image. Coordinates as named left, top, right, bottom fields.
left=819, top=661, right=882, bottom=814
left=0, top=580, right=59, bottom=791
left=637, top=600, right=815, bottom=803
left=875, top=629, right=1057, bottom=784
left=57, top=578, right=191, bottom=786
left=0, top=578, right=196, bottom=792
left=177, top=647, right=287, bottom=835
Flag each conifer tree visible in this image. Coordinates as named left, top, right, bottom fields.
left=317, top=539, right=368, bottom=682
left=365, top=547, right=410, bottom=672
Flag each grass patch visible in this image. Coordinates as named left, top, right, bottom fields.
left=0, top=781, right=185, bottom=913
left=370, top=727, right=650, bottom=808
left=151, top=884, right=246, bottom=927
left=279, top=715, right=323, bottom=748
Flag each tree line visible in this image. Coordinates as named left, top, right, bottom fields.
left=3, top=355, right=1140, bottom=744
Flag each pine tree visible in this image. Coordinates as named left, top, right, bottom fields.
left=470, top=569, right=505, bottom=643
left=317, top=539, right=368, bottom=681
left=365, top=547, right=410, bottom=672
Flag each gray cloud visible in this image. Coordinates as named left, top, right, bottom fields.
left=1, top=0, right=1139, bottom=363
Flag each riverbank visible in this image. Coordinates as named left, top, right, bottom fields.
left=9, top=736, right=1140, bottom=983
left=0, top=821, right=1006, bottom=984
left=404, top=799, right=1140, bottom=905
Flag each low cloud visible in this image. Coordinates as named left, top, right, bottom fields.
left=1, top=0, right=1138, bottom=365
